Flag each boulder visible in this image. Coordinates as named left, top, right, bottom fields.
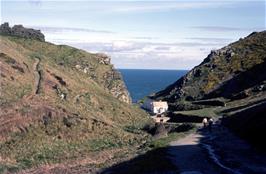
left=43, top=112, right=52, bottom=127
left=75, top=64, right=81, bottom=70
left=63, top=114, right=82, bottom=128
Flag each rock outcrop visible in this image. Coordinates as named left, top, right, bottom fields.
left=74, top=53, right=131, bottom=103
left=96, top=53, right=111, bottom=65
left=103, top=68, right=132, bottom=103
left=94, top=53, right=131, bottom=103
left=0, top=22, right=45, bottom=41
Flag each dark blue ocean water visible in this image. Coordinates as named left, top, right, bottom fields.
left=118, top=69, right=188, bottom=103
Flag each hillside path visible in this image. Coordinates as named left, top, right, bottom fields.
left=33, top=58, right=41, bottom=95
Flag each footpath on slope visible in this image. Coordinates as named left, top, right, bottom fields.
left=33, top=58, right=41, bottom=94
left=25, top=58, right=42, bottom=100
left=167, top=121, right=266, bottom=174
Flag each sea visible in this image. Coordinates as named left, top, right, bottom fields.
left=118, top=69, right=188, bottom=103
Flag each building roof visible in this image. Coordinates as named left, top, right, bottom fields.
left=152, top=101, right=168, bottom=108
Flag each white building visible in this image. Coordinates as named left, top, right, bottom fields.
left=142, top=98, right=168, bottom=114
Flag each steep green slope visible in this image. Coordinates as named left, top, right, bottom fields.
left=153, top=31, right=266, bottom=103
left=151, top=31, right=266, bottom=151
left=0, top=32, right=150, bottom=172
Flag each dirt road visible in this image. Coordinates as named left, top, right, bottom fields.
left=167, top=132, right=223, bottom=174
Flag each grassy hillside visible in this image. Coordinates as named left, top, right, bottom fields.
left=0, top=35, right=151, bottom=173
left=153, top=31, right=266, bottom=103
left=150, top=31, right=266, bottom=151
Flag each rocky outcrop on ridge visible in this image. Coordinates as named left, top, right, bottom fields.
left=0, top=22, right=45, bottom=41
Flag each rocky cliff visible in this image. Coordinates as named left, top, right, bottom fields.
left=96, top=53, right=131, bottom=103
left=0, top=24, right=148, bottom=173
left=0, top=22, right=45, bottom=41
left=152, top=31, right=266, bottom=104
left=74, top=52, right=131, bottom=103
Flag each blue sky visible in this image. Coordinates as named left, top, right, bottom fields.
left=1, top=0, right=265, bottom=69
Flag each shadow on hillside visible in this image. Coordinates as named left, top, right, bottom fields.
left=99, top=146, right=179, bottom=174
left=223, top=101, right=266, bottom=151
left=220, top=98, right=266, bottom=114
left=167, top=112, right=209, bottom=123
left=99, top=124, right=266, bottom=174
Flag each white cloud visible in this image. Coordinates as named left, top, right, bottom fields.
left=111, top=1, right=235, bottom=13
left=41, top=25, right=235, bottom=70
left=192, top=26, right=265, bottom=32
left=58, top=39, right=227, bottom=69
left=187, top=37, right=233, bottom=43
left=30, top=26, right=115, bottom=34
left=28, top=0, right=42, bottom=6
left=111, top=41, right=144, bottom=51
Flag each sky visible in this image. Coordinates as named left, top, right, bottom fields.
left=1, top=0, right=265, bottom=70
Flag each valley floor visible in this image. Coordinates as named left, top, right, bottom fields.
left=10, top=121, right=266, bottom=174
left=98, top=120, right=266, bottom=174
